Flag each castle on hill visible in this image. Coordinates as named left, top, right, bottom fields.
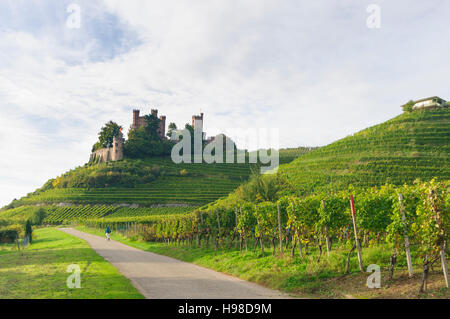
left=90, top=109, right=211, bottom=163
left=132, top=109, right=167, bottom=139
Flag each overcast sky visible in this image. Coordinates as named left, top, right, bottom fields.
left=0, top=0, right=449, bottom=207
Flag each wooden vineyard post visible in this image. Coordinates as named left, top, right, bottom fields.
left=398, top=193, right=414, bottom=277
left=216, top=210, right=222, bottom=249
left=322, top=200, right=331, bottom=256
left=196, top=214, right=200, bottom=247
left=254, top=205, right=262, bottom=253
left=350, top=195, right=364, bottom=272
left=234, top=209, right=239, bottom=249
left=440, top=242, right=449, bottom=288
left=200, top=213, right=204, bottom=248
left=239, top=207, right=243, bottom=252
left=209, top=211, right=217, bottom=251
left=277, top=204, right=283, bottom=254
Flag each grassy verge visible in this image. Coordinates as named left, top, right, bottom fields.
left=76, top=226, right=449, bottom=299
left=0, top=227, right=144, bottom=299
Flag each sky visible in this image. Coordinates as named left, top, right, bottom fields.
left=0, top=0, right=449, bottom=207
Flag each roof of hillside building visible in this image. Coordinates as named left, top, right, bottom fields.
left=413, top=96, right=446, bottom=104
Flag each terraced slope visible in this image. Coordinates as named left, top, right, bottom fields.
left=8, top=148, right=309, bottom=208
left=20, top=176, right=245, bottom=205
left=279, top=108, right=450, bottom=194
left=0, top=205, right=194, bottom=224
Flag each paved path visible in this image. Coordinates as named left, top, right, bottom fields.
left=59, top=228, right=290, bottom=299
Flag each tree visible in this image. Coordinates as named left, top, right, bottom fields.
left=236, top=171, right=288, bottom=203
left=30, top=208, right=47, bottom=225
left=402, top=100, right=415, bottom=113
left=24, top=220, right=33, bottom=244
left=125, top=115, right=174, bottom=158
left=143, top=114, right=161, bottom=141
left=92, top=121, right=122, bottom=152
left=167, top=122, right=177, bottom=138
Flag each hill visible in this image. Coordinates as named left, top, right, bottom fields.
left=4, top=147, right=312, bottom=210
left=278, top=107, right=450, bottom=194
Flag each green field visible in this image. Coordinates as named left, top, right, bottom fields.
left=279, top=108, right=450, bottom=194
left=0, top=227, right=144, bottom=299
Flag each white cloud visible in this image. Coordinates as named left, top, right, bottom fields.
left=0, top=0, right=449, bottom=207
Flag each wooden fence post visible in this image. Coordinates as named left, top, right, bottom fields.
left=255, top=205, right=263, bottom=253
left=322, top=200, right=331, bottom=256
left=200, top=213, right=204, bottom=247
left=350, top=195, right=364, bottom=272
left=277, top=204, right=283, bottom=254
left=440, top=242, right=449, bottom=288
left=239, top=207, right=243, bottom=252
left=235, top=209, right=239, bottom=249
left=398, top=193, right=414, bottom=278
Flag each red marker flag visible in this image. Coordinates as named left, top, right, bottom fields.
left=350, top=195, right=356, bottom=217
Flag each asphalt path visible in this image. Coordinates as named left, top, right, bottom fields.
left=60, top=228, right=291, bottom=299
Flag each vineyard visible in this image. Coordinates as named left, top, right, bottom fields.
left=6, top=148, right=310, bottom=208
left=18, top=177, right=241, bottom=206
left=0, top=205, right=196, bottom=225
left=83, top=179, right=449, bottom=292
left=279, top=108, right=450, bottom=194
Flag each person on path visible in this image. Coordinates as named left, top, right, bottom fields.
left=105, top=226, right=112, bottom=241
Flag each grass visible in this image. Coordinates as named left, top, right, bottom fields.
left=76, top=226, right=449, bottom=299
left=0, top=227, right=144, bottom=299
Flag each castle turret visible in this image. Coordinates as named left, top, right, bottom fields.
left=158, top=115, right=166, bottom=139
left=192, top=113, right=204, bottom=133
left=132, top=109, right=140, bottom=129
left=112, top=129, right=125, bottom=161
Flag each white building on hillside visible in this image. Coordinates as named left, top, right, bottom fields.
left=412, top=96, right=447, bottom=109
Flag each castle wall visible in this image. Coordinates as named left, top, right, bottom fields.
left=133, top=116, right=146, bottom=129
left=90, top=132, right=124, bottom=163
left=90, top=148, right=111, bottom=164
left=132, top=109, right=166, bottom=139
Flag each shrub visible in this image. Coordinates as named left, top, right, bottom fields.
left=6, top=224, right=24, bottom=237
left=0, top=229, right=18, bottom=243
left=402, top=100, right=415, bottom=113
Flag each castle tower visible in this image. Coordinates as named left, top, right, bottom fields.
left=158, top=115, right=166, bottom=139
left=131, top=108, right=167, bottom=138
left=112, top=129, right=125, bottom=161
left=192, top=112, right=204, bottom=132
left=132, top=109, right=140, bottom=129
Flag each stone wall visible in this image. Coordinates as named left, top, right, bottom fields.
left=90, top=148, right=112, bottom=164
left=90, top=131, right=125, bottom=164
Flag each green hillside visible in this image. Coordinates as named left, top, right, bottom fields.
left=0, top=204, right=191, bottom=225
left=5, top=148, right=310, bottom=209
left=279, top=107, right=450, bottom=194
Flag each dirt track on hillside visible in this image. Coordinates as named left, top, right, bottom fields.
left=59, top=228, right=290, bottom=299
